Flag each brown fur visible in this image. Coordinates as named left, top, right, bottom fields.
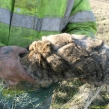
left=20, top=33, right=109, bottom=88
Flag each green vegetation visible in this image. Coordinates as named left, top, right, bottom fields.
left=51, top=79, right=84, bottom=109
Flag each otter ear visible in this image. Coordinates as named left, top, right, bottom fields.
left=29, top=41, right=43, bottom=52
left=41, top=41, right=52, bottom=58
left=42, top=41, right=51, bottom=53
